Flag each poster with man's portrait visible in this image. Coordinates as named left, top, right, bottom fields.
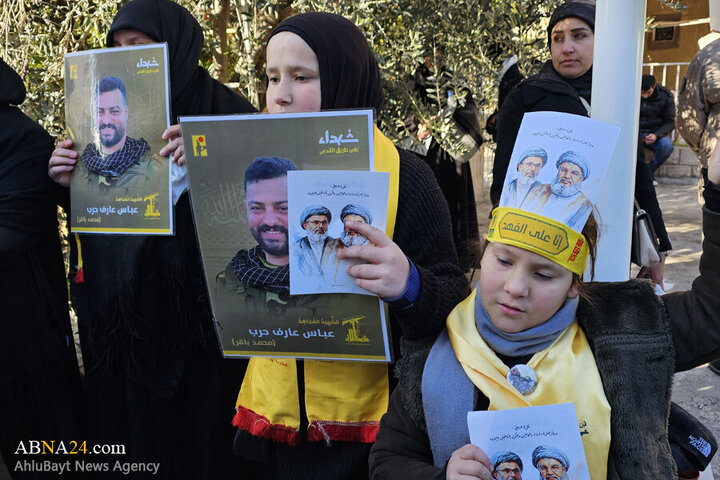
left=499, top=112, right=620, bottom=232
left=65, top=44, right=172, bottom=234
left=179, top=110, right=393, bottom=362
left=287, top=170, right=390, bottom=296
left=468, top=403, right=592, bottom=480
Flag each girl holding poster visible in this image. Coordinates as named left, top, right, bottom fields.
left=231, top=11, right=468, bottom=479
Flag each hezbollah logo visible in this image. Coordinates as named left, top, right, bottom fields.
left=143, top=193, right=161, bottom=218
left=69, top=65, right=78, bottom=80
left=343, top=315, right=370, bottom=344
left=192, top=135, right=208, bottom=157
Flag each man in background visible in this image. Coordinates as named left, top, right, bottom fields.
left=500, top=147, right=547, bottom=208
left=639, top=74, right=676, bottom=178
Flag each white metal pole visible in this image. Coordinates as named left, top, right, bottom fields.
left=591, top=0, right=647, bottom=281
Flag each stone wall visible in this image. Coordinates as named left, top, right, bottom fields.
left=654, top=145, right=699, bottom=181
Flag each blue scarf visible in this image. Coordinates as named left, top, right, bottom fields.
left=474, top=290, right=578, bottom=356
left=422, top=289, right=578, bottom=467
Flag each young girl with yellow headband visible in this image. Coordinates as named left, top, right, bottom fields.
left=369, top=145, right=720, bottom=478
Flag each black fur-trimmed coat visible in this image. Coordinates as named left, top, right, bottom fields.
left=369, top=204, right=720, bottom=480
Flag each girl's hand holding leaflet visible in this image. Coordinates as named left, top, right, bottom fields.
left=447, top=444, right=493, bottom=480
left=48, top=139, right=77, bottom=188
left=160, top=124, right=186, bottom=166
left=336, top=219, right=411, bottom=299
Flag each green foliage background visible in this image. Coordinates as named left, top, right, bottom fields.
left=1, top=0, right=684, bottom=148
left=0, top=0, right=685, bottom=290
left=2, top=0, right=562, bottom=147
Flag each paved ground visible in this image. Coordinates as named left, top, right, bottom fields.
left=473, top=179, right=719, bottom=478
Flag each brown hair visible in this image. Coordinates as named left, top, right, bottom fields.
left=573, top=211, right=598, bottom=303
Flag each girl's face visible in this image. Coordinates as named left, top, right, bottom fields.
left=265, top=31, right=322, bottom=114
left=479, top=243, right=577, bottom=333
left=112, top=29, right=155, bottom=47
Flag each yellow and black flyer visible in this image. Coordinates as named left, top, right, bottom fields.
left=180, top=110, right=393, bottom=362
left=65, top=43, right=172, bottom=234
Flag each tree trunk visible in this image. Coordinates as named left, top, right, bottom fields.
left=211, top=0, right=230, bottom=83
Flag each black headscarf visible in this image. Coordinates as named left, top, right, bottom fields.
left=0, top=56, right=56, bottom=239
left=0, top=57, right=26, bottom=106
left=268, top=12, right=384, bottom=113
left=76, top=0, right=254, bottom=386
left=0, top=58, right=75, bottom=385
left=547, top=0, right=596, bottom=48
left=106, top=0, right=255, bottom=119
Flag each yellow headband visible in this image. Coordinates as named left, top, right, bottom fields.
left=487, top=207, right=589, bottom=275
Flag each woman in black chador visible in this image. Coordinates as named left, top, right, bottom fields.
left=0, top=57, right=83, bottom=479
left=414, top=57, right=483, bottom=271
left=48, top=0, right=256, bottom=478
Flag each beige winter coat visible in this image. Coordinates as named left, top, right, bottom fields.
left=677, top=38, right=720, bottom=168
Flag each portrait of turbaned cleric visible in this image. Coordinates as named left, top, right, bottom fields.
left=522, top=150, right=593, bottom=231
left=294, top=205, right=341, bottom=283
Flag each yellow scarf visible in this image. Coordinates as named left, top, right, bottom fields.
left=447, top=290, right=611, bottom=479
left=233, top=126, right=399, bottom=444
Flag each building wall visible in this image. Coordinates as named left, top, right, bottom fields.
left=642, top=0, right=711, bottom=93
left=645, top=0, right=710, bottom=61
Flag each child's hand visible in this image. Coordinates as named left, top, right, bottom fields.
left=446, top=444, right=493, bottom=480
left=48, top=139, right=77, bottom=188
left=336, top=220, right=410, bottom=299
left=160, top=124, right=186, bottom=166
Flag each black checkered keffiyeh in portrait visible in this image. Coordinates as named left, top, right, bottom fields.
left=231, top=245, right=289, bottom=294
left=83, top=136, right=151, bottom=177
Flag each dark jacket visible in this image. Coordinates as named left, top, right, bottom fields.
left=369, top=186, right=720, bottom=480
left=639, top=84, right=676, bottom=138
left=490, top=61, right=591, bottom=206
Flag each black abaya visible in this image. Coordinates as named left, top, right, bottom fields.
left=68, top=1, right=257, bottom=478
left=0, top=57, right=83, bottom=479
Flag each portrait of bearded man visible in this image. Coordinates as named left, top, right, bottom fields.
left=219, top=156, right=298, bottom=312
left=532, top=446, right=570, bottom=480
left=500, top=146, right=548, bottom=209
left=294, top=204, right=340, bottom=282
left=82, top=76, right=157, bottom=193
left=523, top=150, right=592, bottom=230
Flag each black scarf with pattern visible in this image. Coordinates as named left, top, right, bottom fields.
left=230, top=245, right=289, bottom=294
left=82, top=136, right=150, bottom=177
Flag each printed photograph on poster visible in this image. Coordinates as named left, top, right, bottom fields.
left=468, top=403, right=591, bottom=480
left=499, top=111, right=620, bottom=231
left=179, top=110, right=393, bottom=362
left=64, top=44, right=172, bottom=234
left=288, top=170, right=390, bottom=295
